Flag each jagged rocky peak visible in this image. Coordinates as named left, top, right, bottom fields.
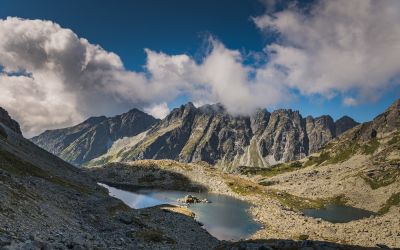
left=257, top=109, right=307, bottom=163
left=164, top=102, right=197, bottom=123
left=35, top=101, right=361, bottom=168
left=250, top=108, right=271, bottom=136
left=306, top=115, right=336, bottom=154
left=31, top=107, right=158, bottom=166
left=0, top=107, right=22, bottom=135
left=82, top=116, right=108, bottom=126
left=198, top=103, right=226, bottom=114
left=355, top=98, right=400, bottom=141
left=335, top=115, right=359, bottom=136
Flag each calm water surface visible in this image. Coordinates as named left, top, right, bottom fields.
left=99, top=183, right=262, bottom=241
left=302, top=204, right=375, bottom=223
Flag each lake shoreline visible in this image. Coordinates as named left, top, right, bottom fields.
left=100, top=183, right=262, bottom=241
left=86, top=160, right=400, bottom=248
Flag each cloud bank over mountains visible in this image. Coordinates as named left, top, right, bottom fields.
left=0, top=0, right=399, bottom=136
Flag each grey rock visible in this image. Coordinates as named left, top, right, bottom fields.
left=335, top=116, right=359, bottom=136
left=31, top=108, right=158, bottom=166
left=0, top=107, right=22, bottom=135
left=31, top=102, right=361, bottom=170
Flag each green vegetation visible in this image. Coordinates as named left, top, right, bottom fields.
left=326, top=143, right=360, bottom=164
left=378, top=192, right=400, bottom=215
left=267, top=191, right=347, bottom=211
left=360, top=138, right=380, bottom=155
left=303, top=151, right=331, bottom=166
left=298, top=234, right=309, bottom=241
left=387, top=132, right=400, bottom=146
left=237, top=161, right=304, bottom=178
left=360, top=169, right=399, bottom=190
left=0, top=149, right=90, bottom=193
left=226, top=179, right=262, bottom=196
left=303, top=138, right=379, bottom=167
left=225, top=175, right=347, bottom=211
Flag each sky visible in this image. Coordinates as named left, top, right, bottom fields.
left=0, top=0, right=399, bottom=137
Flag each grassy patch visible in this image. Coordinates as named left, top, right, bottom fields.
left=360, top=138, right=380, bottom=155
left=298, top=234, right=309, bottom=241
left=237, top=161, right=303, bottom=177
left=0, top=149, right=89, bottom=193
left=226, top=179, right=262, bottom=196
left=266, top=191, right=346, bottom=210
left=360, top=169, right=399, bottom=190
left=387, top=132, right=400, bottom=146
left=304, top=151, right=331, bottom=167
left=304, top=141, right=362, bottom=166
left=225, top=175, right=347, bottom=210
left=378, top=192, right=400, bottom=215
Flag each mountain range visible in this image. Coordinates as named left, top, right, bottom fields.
left=32, top=103, right=359, bottom=170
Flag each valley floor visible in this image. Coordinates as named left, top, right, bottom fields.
left=88, top=158, right=400, bottom=248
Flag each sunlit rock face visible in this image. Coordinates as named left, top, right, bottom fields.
left=56, top=102, right=357, bottom=170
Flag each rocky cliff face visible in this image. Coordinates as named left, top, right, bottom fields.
left=88, top=103, right=358, bottom=170
left=0, top=107, right=22, bottom=135
left=352, top=98, right=400, bottom=142
left=31, top=109, right=158, bottom=165
left=335, top=115, right=359, bottom=136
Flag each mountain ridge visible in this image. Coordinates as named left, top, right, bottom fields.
left=31, top=108, right=159, bottom=165
left=74, top=103, right=358, bottom=169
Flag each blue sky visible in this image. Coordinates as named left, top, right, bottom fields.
left=0, top=0, right=399, bottom=136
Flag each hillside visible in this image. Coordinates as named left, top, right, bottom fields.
left=0, top=108, right=219, bottom=249
left=86, top=99, right=400, bottom=248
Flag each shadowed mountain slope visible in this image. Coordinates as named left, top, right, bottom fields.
left=31, top=108, right=158, bottom=165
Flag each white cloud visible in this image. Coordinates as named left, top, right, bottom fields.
left=253, top=0, right=400, bottom=101
left=144, top=103, right=170, bottom=119
left=0, top=18, right=287, bottom=136
left=343, top=97, right=358, bottom=106
left=1, top=2, right=400, bottom=137
left=0, top=17, right=181, bottom=136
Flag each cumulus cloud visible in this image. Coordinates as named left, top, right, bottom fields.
left=1, top=1, right=400, bottom=137
left=0, top=18, right=186, bottom=136
left=253, top=0, right=400, bottom=100
left=0, top=17, right=285, bottom=136
left=144, top=103, right=170, bottom=119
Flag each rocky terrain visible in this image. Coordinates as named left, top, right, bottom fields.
left=0, top=106, right=377, bottom=250
left=1, top=100, right=398, bottom=249
left=0, top=107, right=21, bottom=135
left=0, top=109, right=220, bottom=249
left=31, top=108, right=158, bottom=165
left=87, top=99, right=400, bottom=249
left=35, top=102, right=358, bottom=169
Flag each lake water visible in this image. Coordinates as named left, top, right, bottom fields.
left=302, top=204, right=375, bottom=223
left=99, top=183, right=262, bottom=241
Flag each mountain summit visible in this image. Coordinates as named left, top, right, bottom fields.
left=31, top=109, right=158, bottom=165
left=32, top=103, right=358, bottom=169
